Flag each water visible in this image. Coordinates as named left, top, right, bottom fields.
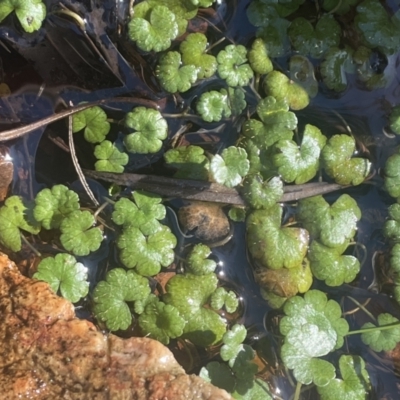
left=1, top=0, right=400, bottom=398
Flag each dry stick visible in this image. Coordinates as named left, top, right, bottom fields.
left=68, top=116, right=99, bottom=207
left=0, top=97, right=160, bottom=142
left=83, top=170, right=346, bottom=205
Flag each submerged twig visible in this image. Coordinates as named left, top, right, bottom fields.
left=0, top=97, right=160, bottom=142
left=84, top=170, right=347, bottom=206
left=68, top=116, right=99, bottom=207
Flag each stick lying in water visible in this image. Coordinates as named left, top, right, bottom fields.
left=84, top=170, right=346, bottom=206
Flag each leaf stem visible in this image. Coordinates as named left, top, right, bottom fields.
left=346, top=321, right=400, bottom=336
left=293, top=381, right=302, bottom=400
left=346, top=296, right=376, bottom=323
left=20, top=233, right=41, bottom=257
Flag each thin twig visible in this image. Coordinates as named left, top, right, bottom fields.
left=68, top=116, right=99, bottom=207
left=84, top=170, right=347, bottom=206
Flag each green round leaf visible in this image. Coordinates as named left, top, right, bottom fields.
left=94, top=141, right=128, bottom=173
left=72, top=106, right=110, bottom=144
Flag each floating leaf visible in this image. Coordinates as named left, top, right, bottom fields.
left=210, top=146, right=249, bottom=188
left=217, top=45, right=254, bottom=87
left=241, top=174, right=283, bottom=210
left=389, top=105, right=400, bottom=135
left=112, top=191, right=165, bottom=236
left=124, top=107, right=168, bottom=154
left=210, top=287, right=239, bottom=313
left=247, top=38, right=273, bottom=75
left=255, top=260, right=313, bottom=298
left=138, top=299, right=185, bottom=344
left=321, top=0, right=358, bottom=14
left=33, top=184, right=80, bottom=230
left=33, top=253, right=88, bottom=303
left=228, top=207, right=246, bottom=222
left=298, top=194, right=361, bottom=248
left=309, top=240, right=360, bottom=286
left=288, top=15, right=341, bottom=59
left=246, top=204, right=309, bottom=270
left=224, top=87, right=247, bottom=116
left=384, top=151, right=400, bottom=200
left=321, top=134, right=371, bottom=186
left=271, top=124, right=327, bottom=184
left=164, top=145, right=210, bottom=180
left=0, top=195, right=40, bottom=252
left=180, top=33, right=217, bottom=79
left=93, top=268, right=150, bottom=331
left=263, top=70, right=310, bottom=111
left=72, top=106, right=110, bottom=144
left=382, top=204, right=400, bottom=241
left=361, top=313, right=400, bottom=352
left=247, top=3, right=291, bottom=57
left=156, top=51, right=198, bottom=93
left=0, top=0, right=46, bottom=33
left=116, top=225, right=176, bottom=276
left=242, top=96, right=297, bottom=149
left=280, top=290, right=349, bottom=386
left=321, top=46, right=355, bottom=92
left=220, top=324, right=247, bottom=362
left=355, top=0, right=400, bottom=55
left=317, top=355, right=371, bottom=400
left=164, top=272, right=226, bottom=346
left=196, top=90, right=231, bottom=122
left=94, top=140, right=129, bottom=173
left=186, top=244, right=217, bottom=275
left=200, top=362, right=236, bottom=393
left=128, top=5, right=178, bottom=52
left=59, top=210, right=103, bottom=256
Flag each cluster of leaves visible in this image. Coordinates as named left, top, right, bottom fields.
left=112, top=191, right=176, bottom=276
left=92, top=243, right=240, bottom=348
left=247, top=0, right=400, bottom=92
left=200, top=324, right=273, bottom=399
left=72, top=106, right=168, bottom=173
left=279, top=289, right=400, bottom=398
left=0, top=185, right=103, bottom=256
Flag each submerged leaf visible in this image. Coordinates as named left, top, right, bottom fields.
left=33, top=253, right=88, bottom=303
left=355, top=0, right=400, bottom=55
left=389, top=105, right=400, bottom=135
left=124, top=107, right=168, bottom=154
left=288, top=15, right=341, bottom=59
left=210, top=287, right=239, bottom=313
left=384, top=151, right=400, bottom=200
